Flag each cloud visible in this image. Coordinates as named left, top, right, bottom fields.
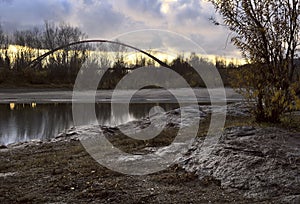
left=110, top=0, right=164, bottom=27
left=0, top=0, right=241, bottom=58
left=107, top=0, right=236, bottom=56
left=0, top=0, right=73, bottom=31
left=67, top=0, right=127, bottom=38
left=0, top=0, right=13, bottom=3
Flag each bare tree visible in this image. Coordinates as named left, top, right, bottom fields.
left=0, top=24, right=9, bottom=49
left=56, top=22, right=87, bottom=48
left=0, top=24, right=4, bottom=46
left=210, top=0, right=300, bottom=122
left=42, top=21, right=87, bottom=49
left=13, top=27, right=42, bottom=48
left=43, top=21, right=58, bottom=50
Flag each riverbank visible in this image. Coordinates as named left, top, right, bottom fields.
left=1, top=104, right=299, bottom=203
left=0, top=139, right=256, bottom=203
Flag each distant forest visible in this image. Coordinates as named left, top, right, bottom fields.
left=0, top=21, right=279, bottom=89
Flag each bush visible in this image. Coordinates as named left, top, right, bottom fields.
left=232, top=64, right=300, bottom=123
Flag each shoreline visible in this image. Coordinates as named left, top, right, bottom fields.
left=0, top=103, right=299, bottom=203
left=1, top=114, right=299, bottom=203
left=0, top=87, right=243, bottom=104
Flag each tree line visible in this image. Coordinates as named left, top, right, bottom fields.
left=0, top=21, right=87, bottom=50
left=0, top=21, right=89, bottom=85
left=0, top=21, right=237, bottom=89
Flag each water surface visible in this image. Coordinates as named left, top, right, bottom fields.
left=0, top=88, right=242, bottom=145
left=0, top=103, right=179, bottom=145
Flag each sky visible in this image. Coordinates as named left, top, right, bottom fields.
left=0, top=0, right=241, bottom=59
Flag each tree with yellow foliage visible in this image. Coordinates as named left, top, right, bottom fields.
left=210, top=0, right=300, bottom=122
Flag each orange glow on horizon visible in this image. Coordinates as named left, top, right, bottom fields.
left=1, top=44, right=246, bottom=67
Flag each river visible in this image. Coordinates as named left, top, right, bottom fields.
left=0, top=88, right=243, bottom=145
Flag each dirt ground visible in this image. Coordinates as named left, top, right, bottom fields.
left=1, top=110, right=298, bottom=203
left=0, top=138, right=267, bottom=204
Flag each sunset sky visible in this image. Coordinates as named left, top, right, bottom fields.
left=0, top=0, right=241, bottom=60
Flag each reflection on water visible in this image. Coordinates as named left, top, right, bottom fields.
left=0, top=103, right=179, bottom=145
